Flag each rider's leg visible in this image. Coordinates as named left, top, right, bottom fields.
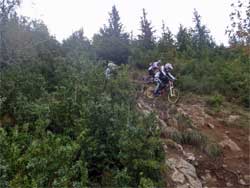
left=154, top=80, right=161, bottom=96
left=148, top=69, right=154, bottom=77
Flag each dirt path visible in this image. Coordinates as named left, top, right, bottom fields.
left=134, top=76, right=250, bottom=188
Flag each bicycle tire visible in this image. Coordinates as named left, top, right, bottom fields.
left=145, top=86, right=155, bottom=99
left=167, top=88, right=180, bottom=104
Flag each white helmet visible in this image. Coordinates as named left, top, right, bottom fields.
left=108, top=62, right=117, bottom=69
left=164, top=63, right=173, bottom=71
left=156, top=60, right=161, bottom=66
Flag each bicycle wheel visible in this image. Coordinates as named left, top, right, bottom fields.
left=144, top=86, right=155, bottom=99
left=167, top=88, right=180, bottom=104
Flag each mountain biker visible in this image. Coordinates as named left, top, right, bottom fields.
left=148, top=60, right=161, bottom=78
left=105, top=62, right=118, bottom=79
left=153, top=63, right=176, bottom=96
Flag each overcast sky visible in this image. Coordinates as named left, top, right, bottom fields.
left=18, top=0, right=236, bottom=45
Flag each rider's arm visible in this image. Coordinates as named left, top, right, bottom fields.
left=167, top=72, right=176, bottom=81
left=154, top=71, right=160, bottom=80
left=160, top=66, right=167, bottom=76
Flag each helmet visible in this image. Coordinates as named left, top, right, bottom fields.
left=108, top=62, right=117, bottom=69
left=164, top=63, right=173, bottom=71
left=156, top=60, right=161, bottom=66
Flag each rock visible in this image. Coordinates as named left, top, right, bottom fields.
left=167, top=117, right=178, bottom=127
left=201, top=176, right=206, bottom=180
left=142, top=109, right=150, bottom=116
left=226, top=182, right=233, bottom=187
left=244, top=175, right=250, bottom=182
left=177, top=108, right=188, bottom=117
left=162, top=126, right=178, bottom=135
left=207, top=123, right=215, bottom=129
left=158, top=118, right=168, bottom=128
left=186, top=175, right=202, bottom=188
left=168, top=157, right=202, bottom=188
left=219, top=137, right=241, bottom=151
left=194, top=161, right=199, bottom=166
left=228, top=115, right=240, bottom=124
left=176, top=144, right=184, bottom=153
left=225, top=131, right=230, bottom=134
left=205, top=172, right=212, bottom=180
left=222, top=164, right=227, bottom=168
left=177, top=184, right=190, bottom=188
left=137, top=103, right=142, bottom=109
left=184, top=152, right=195, bottom=161
left=205, top=169, right=211, bottom=173
left=172, top=169, right=185, bottom=183
left=239, top=179, right=246, bottom=185
left=163, top=144, right=168, bottom=152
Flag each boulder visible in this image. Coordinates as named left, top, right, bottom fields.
left=227, top=115, right=240, bottom=124
left=219, top=137, right=241, bottom=151
left=167, top=157, right=202, bottom=188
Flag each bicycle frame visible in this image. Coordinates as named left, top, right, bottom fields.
left=158, top=80, right=173, bottom=96
left=169, top=81, right=174, bottom=97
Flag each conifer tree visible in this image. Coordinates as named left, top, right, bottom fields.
left=138, top=8, right=155, bottom=50
left=93, top=5, right=129, bottom=64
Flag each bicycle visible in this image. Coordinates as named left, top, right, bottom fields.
left=144, top=80, right=180, bottom=104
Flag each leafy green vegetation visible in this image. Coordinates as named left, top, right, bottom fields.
left=0, top=60, right=165, bottom=187
left=0, top=0, right=249, bottom=187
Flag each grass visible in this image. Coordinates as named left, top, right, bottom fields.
left=170, top=130, right=208, bottom=149
left=205, top=143, right=222, bottom=158
left=176, top=113, right=194, bottom=130
left=169, top=130, right=222, bottom=158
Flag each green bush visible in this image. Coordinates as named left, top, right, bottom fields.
left=205, top=143, right=222, bottom=158
left=206, top=94, right=224, bottom=108
left=0, top=60, right=164, bottom=187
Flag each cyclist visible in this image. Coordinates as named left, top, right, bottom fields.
left=105, top=62, right=118, bottom=79
left=153, top=63, right=176, bottom=96
left=148, top=60, right=161, bottom=78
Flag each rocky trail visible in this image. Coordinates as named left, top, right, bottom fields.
left=134, top=75, right=250, bottom=188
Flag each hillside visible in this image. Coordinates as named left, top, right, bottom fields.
left=0, top=0, right=249, bottom=187
left=134, top=72, right=250, bottom=187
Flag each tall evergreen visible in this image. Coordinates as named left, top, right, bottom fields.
left=0, top=0, right=20, bottom=67
left=138, top=8, right=155, bottom=50
left=191, top=9, right=215, bottom=58
left=158, top=21, right=176, bottom=61
left=176, top=24, right=193, bottom=57
left=62, top=28, right=92, bottom=59
left=93, top=5, right=130, bottom=64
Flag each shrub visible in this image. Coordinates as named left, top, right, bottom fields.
left=206, top=94, right=224, bottom=108
left=205, top=143, right=222, bottom=158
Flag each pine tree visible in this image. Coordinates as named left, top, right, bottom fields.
left=138, top=8, right=155, bottom=50
left=93, top=5, right=130, bottom=64
left=191, top=9, right=214, bottom=58
left=158, top=21, right=176, bottom=61
left=176, top=24, right=193, bottom=57
left=0, top=0, right=21, bottom=67
left=63, top=28, right=92, bottom=59
left=159, top=21, right=175, bottom=50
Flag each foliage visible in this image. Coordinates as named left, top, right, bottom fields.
left=226, top=0, right=250, bottom=46
left=1, top=1, right=249, bottom=187
left=206, top=93, right=224, bottom=108
left=138, top=8, right=156, bottom=50
left=0, top=59, right=164, bottom=187
left=92, top=5, right=130, bottom=64
left=205, top=143, right=222, bottom=158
